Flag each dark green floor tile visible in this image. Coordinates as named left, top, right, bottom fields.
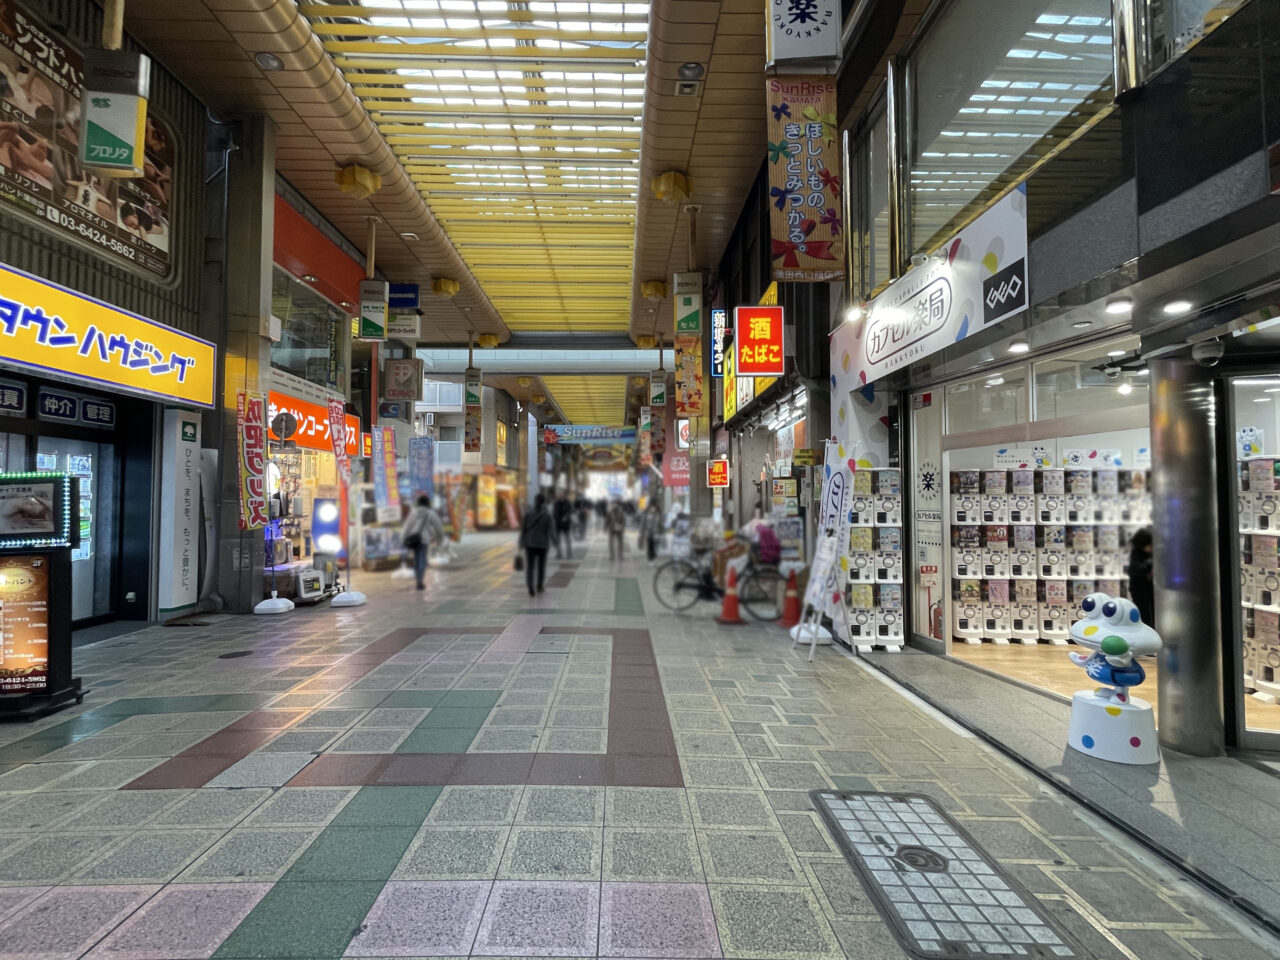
left=783, top=714, right=817, bottom=725
left=285, top=825, right=417, bottom=882
left=332, top=786, right=441, bottom=827
left=380, top=690, right=446, bottom=708
left=207, top=693, right=275, bottom=711
left=614, top=577, right=644, bottom=615
left=212, top=880, right=384, bottom=959
left=417, top=706, right=491, bottom=728
left=437, top=690, right=502, bottom=708
left=397, top=727, right=476, bottom=753
left=709, top=680, right=738, bottom=689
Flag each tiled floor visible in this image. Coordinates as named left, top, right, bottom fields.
left=0, top=531, right=1277, bottom=958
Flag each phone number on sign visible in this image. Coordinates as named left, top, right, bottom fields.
left=44, top=203, right=137, bottom=260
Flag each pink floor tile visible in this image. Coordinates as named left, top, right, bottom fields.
left=0, top=885, right=159, bottom=960
left=598, top=883, right=722, bottom=959
left=0, top=889, right=50, bottom=925
left=82, top=883, right=271, bottom=960
left=344, top=881, right=489, bottom=957
left=473, top=880, right=599, bottom=957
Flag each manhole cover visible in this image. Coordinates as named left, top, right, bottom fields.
left=813, top=790, right=1086, bottom=959
left=218, top=651, right=253, bottom=659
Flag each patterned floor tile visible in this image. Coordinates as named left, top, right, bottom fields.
left=602, top=828, right=702, bottom=883
left=472, top=880, right=599, bottom=957
left=393, top=825, right=509, bottom=880
left=210, top=880, right=384, bottom=959
left=75, top=829, right=223, bottom=884
left=517, top=786, right=605, bottom=825
left=0, top=885, right=159, bottom=960
left=0, top=833, right=129, bottom=885
left=707, top=884, right=844, bottom=960
left=499, top=826, right=602, bottom=881
left=205, top=753, right=316, bottom=788
left=286, top=825, right=417, bottom=882
left=243, top=787, right=357, bottom=826
left=696, top=830, right=807, bottom=885
left=344, top=881, right=489, bottom=957
left=604, top=788, right=689, bottom=827
left=82, top=883, right=271, bottom=960
left=688, top=789, right=779, bottom=830
left=426, top=786, right=523, bottom=824
left=598, top=882, right=721, bottom=959
left=151, top=789, right=272, bottom=827
left=178, top=828, right=322, bottom=882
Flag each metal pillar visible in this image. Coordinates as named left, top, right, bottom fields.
left=1149, top=355, right=1226, bottom=756
left=216, top=114, right=276, bottom=613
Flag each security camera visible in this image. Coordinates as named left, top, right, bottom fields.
left=1103, top=366, right=1121, bottom=380
left=1192, top=339, right=1225, bottom=367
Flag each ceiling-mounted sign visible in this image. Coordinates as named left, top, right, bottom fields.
left=711, top=307, right=727, bottom=378
left=388, top=283, right=420, bottom=310
left=0, top=262, right=215, bottom=408
left=723, top=345, right=738, bottom=422
left=766, top=0, right=841, bottom=67
left=734, top=305, right=785, bottom=377
left=542, top=425, right=637, bottom=445
left=649, top=371, right=667, bottom=407
left=833, top=185, right=1028, bottom=386
left=387, top=315, right=420, bottom=341
left=766, top=75, right=842, bottom=283
left=358, top=279, right=388, bottom=340
left=673, top=272, right=702, bottom=334
left=707, top=459, right=730, bottom=488
left=639, top=405, right=652, bottom=432
left=383, top=358, right=424, bottom=401
left=81, top=49, right=151, bottom=177
left=464, top=375, right=483, bottom=406
left=676, top=418, right=691, bottom=450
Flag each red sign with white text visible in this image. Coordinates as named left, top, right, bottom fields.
left=733, top=305, right=785, bottom=377
left=707, top=459, right=730, bottom=488
left=268, top=391, right=359, bottom=455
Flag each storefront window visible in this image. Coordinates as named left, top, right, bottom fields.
left=1033, top=336, right=1146, bottom=419
left=0, top=432, right=25, bottom=471
left=945, top=367, right=1028, bottom=432
left=1147, top=0, right=1247, bottom=73
left=908, top=0, right=1114, bottom=254
left=270, top=267, right=347, bottom=390
left=848, top=107, right=892, bottom=299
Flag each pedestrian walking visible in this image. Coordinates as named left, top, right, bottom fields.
left=520, top=492, right=554, bottom=596
left=640, top=501, right=663, bottom=563
left=606, top=499, right=627, bottom=561
left=401, top=495, right=445, bottom=590
left=553, top=489, right=574, bottom=559
left=1128, top=526, right=1155, bottom=627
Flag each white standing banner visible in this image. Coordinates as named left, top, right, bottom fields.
left=834, top=184, right=1027, bottom=386
left=157, top=408, right=201, bottom=619
left=819, top=439, right=854, bottom=637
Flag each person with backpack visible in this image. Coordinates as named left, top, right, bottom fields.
left=519, top=492, right=554, bottom=595
left=401, top=495, right=445, bottom=590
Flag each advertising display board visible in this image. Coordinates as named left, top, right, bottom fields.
left=237, top=392, right=268, bottom=531
left=711, top=307, right=727, bottom=378
left=734, top=305, right=786, bottom=377
left=542, top=425, right=637, bottom=445
left=267, top=391, right=358, bottom=455
left=0, top=552, right=49, bottom=691
left=477, top=474, right=497, bottom=527
left=0, top=472, right=73, bottom=548
left=409, top=436, right=434, bottom=501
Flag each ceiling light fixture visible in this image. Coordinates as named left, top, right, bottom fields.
left=1008, top=339, right=1029, bottom=354
left=254, top=52, right=284, bottom=72
left=1117, top=382, right=1133, bottom=396
left=677, top=62, right=705, bottom=80
left=1163, top=300, right=1193, bottom=315
left=1107, top=350, right=1125, bottom=357
left=985, top=376, right=1005, bottom=387
left=1071, top=320, right=1092, bottom=329
left=1105, top=298, right=1133, bottom=315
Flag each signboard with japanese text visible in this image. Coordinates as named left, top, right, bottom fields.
left=0, top=377, right=25, bottom=415
left=542, top=424, right=636, bottom=445
left=358, top=279, right=388, bottom=340
left=639, top=406, right=652, bottom=432
left=0, top=553, right=49, bottom=691
left=673, top=272, right=701, bottom=334
left=236, top=392, right=267, bottom=531
left=0, top=3, right=175, bottom=277
left=388, top=283, right=420, bottom=310
left=371, top=426, right=400, bottom=522
left=663, top=450, right=690, bottom=488
left=723, top=346, right=738, bottom=422
left=734, top=305, right=785, bottom=377
left=383, top=358, right=423, bottom=402
left=464, top=404, right=482, bottom=452
left=711, top=307, right=727, bottom=378
left=325, top=399, right=353, bottom=488
left=767, top=0, right=841, bottom=66
left=766, top=75, right=842, bottom=282
left=35, top=387, right=114, bottom=428
left=649, top=371, right=666, bottom=407
left=387, top=314, right=420, bottom=341
left=832, top=185, right=1027, bottom=385
left=267, top=391, right=358, bottom=455
left=0, top=262, right=214, bottom=407
left=465, top=379, right=482, bottom=406
left=707, top=459, right=730, bottom=488
left=676, top=418, right=690, bottom=450
left=157, top=409, right=199, bottom=617
left=674, top=336, right=704, bottom=416
left=80, top=49, right=149, bottom=176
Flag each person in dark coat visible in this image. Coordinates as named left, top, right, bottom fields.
left=553, top=489, right=574, bottom=559
left=520, top=492, right=554, bottom=596
left=1128, top=527, right=1155, bottom=628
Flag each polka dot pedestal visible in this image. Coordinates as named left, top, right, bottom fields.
left=1066, top=689, right=1160, bottom=765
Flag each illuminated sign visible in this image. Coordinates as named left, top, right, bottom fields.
left=734, top=305, right=785, bottom=377
left=236, top=393, right=267, bottom=531
left=267, top=391, right=359, bottom=456
left=707, top=459, right=730, bottom=488
left=0, top=473, right=74, bottom=548
left=0, top=553, right=50, bottom=692
left=711, top=307, right=727, bottom=378
left=542, top=425, right=637, bottom=445
left=676, top=418, right=690, bottom=450
left=0, top=262, right=215, bottom=407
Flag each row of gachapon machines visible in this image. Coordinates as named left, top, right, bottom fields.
left=844, top=582, right=905, bottom=646
left=952, top=548, right=1130, bottom=580
left=951, top=493, right=1151, bottom=526
left=848, top=495, right=903, bottom=527
left=950, top=578, right=1126, bottom=644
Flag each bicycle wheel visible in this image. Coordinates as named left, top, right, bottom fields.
left=653, top=558, right=704, bottom=612
left=740, top=566, right=785, bottom=621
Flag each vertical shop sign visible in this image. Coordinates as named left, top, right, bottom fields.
left=723, top=347, right=738, bottom=422
left=383, top=358, right=423, bottom=401
left=464, top=404, right=483, bottom=452
left=663, top=450, right=691, bottom=488
left=675, top=337, right=705, bottom=416
left=707, top=459, right=730, bottom=488
left=358, top=279, right=388, bottom=340
left=711, top=307, right=727, bottom=378
left=734, top=305, right=786, bottom=377
left=370, top=426, right=400, bottom=522
left=80, top=49, right=150, bottom=176
left=766, top=75, right=842, bottom=282
left=673, top=272, right=702, bottom=334
left=157, top=409, right=200, bottom=617
left=766, top=0, right=841, bottom=65
left=236, top=392, right=267, bottom=530
left=409, top=436, right=434, bottom=501
left=0, top=554, right=50, bottom=692
left=325, top=399, right=352, bottom=489
left=650, top=371, right=667, bottom=407
left=639, top=406, right=652, bottom=467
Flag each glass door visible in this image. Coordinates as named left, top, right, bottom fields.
left=35, top=436, right=118, bottom=622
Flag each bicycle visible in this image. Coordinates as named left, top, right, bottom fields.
left=652, top=539, right=786, bottom=620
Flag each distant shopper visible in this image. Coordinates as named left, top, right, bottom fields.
left=553, top=489, right=574, bottom=559
left=606, top=500, right=627, bottom=561
left=574, top=494, right=589, bottom=540
left=1128, top=527, right=1155, bottom=627
left=641, top=502, right=663, bottom=563
left=520, top=492, right=553, bottom=596
left=402, top=495, right=445, bottom=591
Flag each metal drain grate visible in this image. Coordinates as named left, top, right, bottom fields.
left=812, top=790, right=1087, bottom=959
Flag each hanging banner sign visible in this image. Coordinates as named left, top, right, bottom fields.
left=707, top=459, right=730, bottom=488
left=542, top=424, right=637, bottom=445
left=639, top=426, right=652, bottom=467
left=723, top=346, right=738, bottom=422
left=663, top=450, right=691, bottom=487
left=409, top=436, right=435, bottom=500
left=711, top=307, right=727, bottom=378
left=0, top=263, right=214, bottom=407
left=673, top=272, right=702, bottom=334
left=833, top=184, right=1028, bottom=385
left=675, top=336, right=705, bottom=416
left=326, top=398, right=352, bottom=489
left=766, top=75, right=843, bottom=283
left=80, top=49, right=150, bottom=177
left=464, top=378, right=482, bottom=405
left=639, top=405, right=652, bottom=432
left=358, top=279, right=388, bottom=340
left=236, top=392, right=268, bottom=530
left=387, top=315, right=420, bottom=340
left=734, top=305, right=785, bottom=377
left=388, top=283, right=420, bottom=310
left=649, top=371, right=667, bottom=407
left=371, top=425, right=400, bottom=522
left=464, top=404, right=482, bottom=452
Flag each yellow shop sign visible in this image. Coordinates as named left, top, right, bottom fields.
left=0, top=262, right=215, bottom=408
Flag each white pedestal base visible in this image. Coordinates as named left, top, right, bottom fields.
left=254, top=591, right=294, bottom=615
left=789, top=623, right=834, bottom=646
left=1067, top=690, right=1159, bottom=764
left=331, top=590, right=368, bottom=607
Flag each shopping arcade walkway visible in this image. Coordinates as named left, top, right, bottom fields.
left=0, top=532, right=1274, bottom=959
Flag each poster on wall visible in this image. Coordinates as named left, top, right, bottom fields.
left=236, top=392, right=268, bottom=530
left=0, top=553, right=49, bottom=691
left=0, top=2, right=175, bottom=278
left=766, top=74, right=842, bottom=283
left=675, top=336, right=704, bottom=416
left=723, top=346, right=738, bottom=422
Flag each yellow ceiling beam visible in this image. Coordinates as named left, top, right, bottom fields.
left=313, top=23, right=641, bottom=44
left=385, top=133, right=638, bottom=150
left=470, top=268, right=632, bottom=281
left=394, top=149, right=638, bottom=162
left=329, top=42, right=643, bottom=59
left=301, top=0, right=641, bottom=14
left=346, top=70, right=645, bottom=87
left=370, top=102, right=641, bottom=119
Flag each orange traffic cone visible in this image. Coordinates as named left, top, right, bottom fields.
left=717, top=566, right=744, bottom=625
left=778, top=569, right=801, bottom=628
